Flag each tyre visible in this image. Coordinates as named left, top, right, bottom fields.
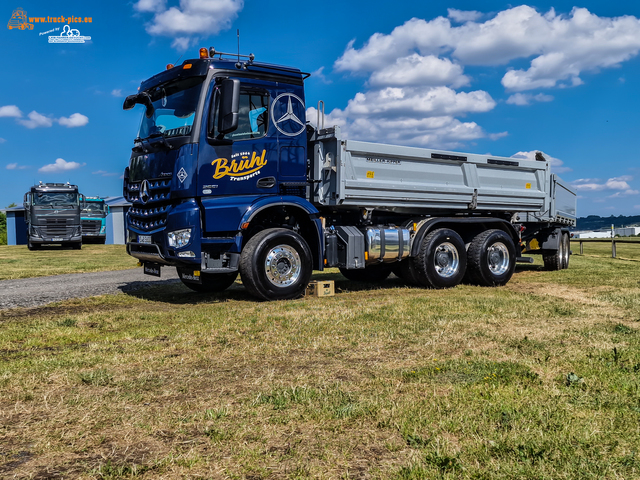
left=392, top=260, right=421, bottom=285
left=466, top=229, right=516, bottom=286
left=412, top=228, right=467, bottom=289
left=561, top=233, right=570, bottom=269
left=178, top=268, right=238, bottom=293
left=543, top=233, right=563, bottom=271
left=339, top=263, right=391, bottom=282
left=239, top=228, right=313, bottom=301
left=72, top=242, right=82, bottom=250
left=27, top=238, right=39, bottom=251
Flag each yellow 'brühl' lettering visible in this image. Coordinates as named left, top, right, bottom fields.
left=211, top=150, right=267, bottom=179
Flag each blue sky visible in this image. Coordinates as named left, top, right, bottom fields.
left=2, top=1, right=640, bottom=217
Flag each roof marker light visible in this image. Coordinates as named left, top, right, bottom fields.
left=166, top=64, right=174, bottom=70
left=183, top=63, right=192, bottom=69
left=199, top=47, right=208, bottom=59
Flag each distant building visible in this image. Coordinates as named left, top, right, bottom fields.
left=3, top=196, right=130, bottom=246
left=573, top=226, right=640, bottom=239
left=573, top=231, right=611, bottom=239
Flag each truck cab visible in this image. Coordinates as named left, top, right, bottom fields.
left=24, top=182, right=83, bottom=250
left=123, top=49, right=317, bottom=294
left=81, top=197, right=109, bottom=244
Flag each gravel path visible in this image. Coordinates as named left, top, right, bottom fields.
left=0, top=268, right=181, bottom=310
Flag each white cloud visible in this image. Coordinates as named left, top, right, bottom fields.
left=448, top=9, right=482, bottom=23
left=0, top=138, right=6, bottom=143
left=321, top=6, right=640, bottom=148
left=58, top=113, right=89, bottom=128
left=138, top=0, right=244, bottom=49
left=311, top=66, right=332, bottom=84
left=0, top=105, right=22, bottom=118
left=6, top=162, right=28, bottom=170
left=571, top=175, right=637, bottom=194
left=92, top=170, right=120, bottom=177
left=511, top=150, right=571, bottom=173
left=369, top=54, right=469, bottom=88
left=171, top=37, right=192, bottom=51
left=17, top=111, right=54, bottom=129
left=134, top=0, right=166, bottom=13
left=111, top=89, right=122, bottom=97
left=39, top=158, right=86, bottom=173
left=506, top=93, right=554, bottom=106
left=335, top=7, right=640, bottom=91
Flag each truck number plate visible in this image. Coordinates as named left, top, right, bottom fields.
left=52, top=238, right=64, bottom=242
left=138, top=235, right=152, bottom=244
left=143, top=263, right=161, bottom=277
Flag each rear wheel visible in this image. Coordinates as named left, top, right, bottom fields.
left=178, top=268, right=238, bottom=293
left=466, top=229, right=516, bottom=286
left=561, top=233, right=570, bottom=269
left=339, top=263, right=391, bottom=282
left=412, top=228, right=467, bottom=289
left=239, top=228, right=313, bottom=301
left=543, top=233, right=564, bottom=271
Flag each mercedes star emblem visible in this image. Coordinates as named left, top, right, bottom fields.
left=140, top=179, right=150, bottom=204
left=271, top=93, right=306, bottom=137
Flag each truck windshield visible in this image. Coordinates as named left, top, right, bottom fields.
left=33, top=192, right=78, bottom=206
left=83, top=202, right=105, bottom=213
left=137, top=76, right=205, bottom=140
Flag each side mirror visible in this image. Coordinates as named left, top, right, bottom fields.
left=105, top=205, right=110, bottom=215
left=123, top=92, right=155, bottom=119
left=23, top=193, right=29, bottom=207
left=218, top=79, right=240, bottom=135
left=80, top=194, right=86, bottom=208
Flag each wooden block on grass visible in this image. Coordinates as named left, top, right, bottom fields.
left=306, top=280, right=335, bottom=297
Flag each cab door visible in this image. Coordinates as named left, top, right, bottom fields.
left=198, top=78, right=277, bottom=198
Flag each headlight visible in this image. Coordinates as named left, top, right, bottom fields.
left=167, top=228, right=192, bottom=248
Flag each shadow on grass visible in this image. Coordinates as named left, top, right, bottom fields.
left=120, top=265, right=547, bottom=305
left=120, top=272, right=420, bottom=305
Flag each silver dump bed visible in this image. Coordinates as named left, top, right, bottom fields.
left=310, top=127, right=576, bottom=226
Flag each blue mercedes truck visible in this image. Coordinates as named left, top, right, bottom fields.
left=122, top=47, right=576, bottom=300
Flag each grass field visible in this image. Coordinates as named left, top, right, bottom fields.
left=1, top=251, right=640, bottom=478
left=0, top=245, right=138, bottom=280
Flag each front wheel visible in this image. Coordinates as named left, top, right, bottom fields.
left=27, top=238, right=39, bottom=251
left=412, top=228, right=467, bottom=289
left=466, top=229, right=516, bottom=286
left=178, top=268, right=238, bottom=293
left=239, top=228, right=313, bottom=301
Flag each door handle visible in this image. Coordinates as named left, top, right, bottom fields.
left=256, top=176, right=276, bottom=189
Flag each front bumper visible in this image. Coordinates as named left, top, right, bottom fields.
left=30, top=234, right=82, bottom=244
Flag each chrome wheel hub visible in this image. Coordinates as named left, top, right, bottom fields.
left=434, top=243, right=459, bottom=278
left=265, top=244, right=301, bottom=287
left=487, top=242, right=509, bottom=275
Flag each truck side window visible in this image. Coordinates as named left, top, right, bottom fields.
left=212, top=88, right=269, bottom=141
